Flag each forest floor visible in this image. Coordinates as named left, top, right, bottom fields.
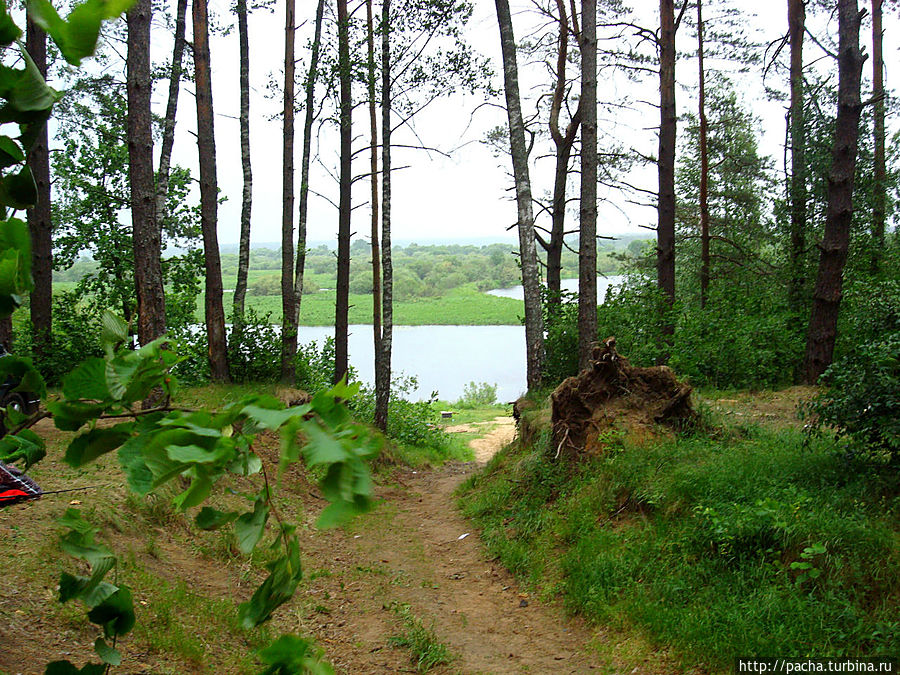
left=0, top=389, right=814, bottom=674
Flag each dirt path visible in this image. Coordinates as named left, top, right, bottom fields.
left=295, top=416, right=604, bottom=673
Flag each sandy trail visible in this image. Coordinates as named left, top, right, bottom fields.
left=297, top=415, right=604, bottom=673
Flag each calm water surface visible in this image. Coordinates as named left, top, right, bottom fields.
left=298, top=277, right=625, bottom=402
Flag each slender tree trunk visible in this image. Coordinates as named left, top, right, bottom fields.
left=871, top=0, right=885, bottom=273
left=366, top=0, right=383, bottom=426
left=578, top=0, right=597, bottom=370
left=293, top=0, right=326, bottom=350
left=281, top=0, right=297, bottom=383
left=26, top=14, right=51, bottom=361
left=657, top=0, right=677, bottom=355
left=128, top=0, right=166, bottom=345
left=802, top=0, right=865, bottom=383
left=193, top=0, right=230, bottom=382
left=495, top=0, right=544, bottom=390
left=787, top=0, right=806, bottom=314
left=334, top=0, right=352, bottom=384
left=547, top=0, right=581, bottom=308
left=233, top=0, right=253, bottom=319
left=375, top=0, right=393, bottom=431
left=155, top=0, right=187, bottom=243
left=697, top=0, right=710, bottom=309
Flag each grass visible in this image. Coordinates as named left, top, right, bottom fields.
left=458, top=417, right=900, bottom=671
left=195, top=284, right=525, bottom=326
left=389, top=602, right=456, bottom=672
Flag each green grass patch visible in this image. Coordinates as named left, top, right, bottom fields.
left=458, top=423, right=900, bottom=670
left=195, top=284, right=524, bottom=326
left=389, top=602, right=455, bottom=672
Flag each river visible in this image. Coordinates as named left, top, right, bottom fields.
left=298, top=276, right=624, bottom=403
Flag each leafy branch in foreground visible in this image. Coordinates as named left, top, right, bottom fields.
left=39, top=311, right=379, bottom=672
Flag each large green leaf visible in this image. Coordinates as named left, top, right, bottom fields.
left=0, top=136, right=25, bottom=168
left=93, top=638, right=121, bottom=666
left=58, top=573, right=117, bottom=607
left=87, top=586, right=135, bottom=637
left=0, top=353, right=47, bottom=399
left=301, top=422, right=348, bottom=467
left=64, top=423, right=134, bottom=467
left=242, top=403, right=310, bottom=431
left=27, top=0, right=135, bottom=66
left=46, top=400, right=107, bottom=432
left=237, top=538, right=303, bottom=628
left=0, top=165, right=37, bottom=209
left=0, top=1, right=21, bottom=45
left=195, top=506, right=239, bottom=530
left=171, top=472, right=212, bottom=511
left=258, top=634, right=335, bottom=675
left=0, top=428, right=45, bottom=469
left=234, top=497, right=269, bottom=554
left=10, top=46, right=61, bottom=111
left=61, top=357, right=111, bottom=401
left=117, top=433, right=154, bottom=495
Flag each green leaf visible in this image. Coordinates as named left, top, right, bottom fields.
left=27, top=0, right=135, bottom=66
left=166, top=442, right=231, bottom=464
left=316, top=495, right=372, bottom=530
left=171, top=473, right=212, bottom=511
left=0, top=1, right=21, bottom=45
left=234, top=498, right=269, bottom=554
left=58, top=573, right=117, bottom=607
left=237, top=538, right=303, bottom=628
left=0, top=352, right=46, bottom=398
left=117, top=434, right=154, bottom=495
left=100, top=311, right=128, bottom=351
left=65, top=423, right=134, bottom=467
left=87, top=586, right=135, bottom=637
left=301, top=422, right=348, bottom=467
left=0, top=165, right=36, bottom=209
left=61, top=358, right=111, bottom=401
left=44, top=661, right=106, bottom=675
left=241, top=403, right=309, bottom=431
left=45, top=400, right=106, bottom=432
left=93, top=637, right=121, bottom=666
left=0, top=428, right=45, bottom=469
left=195, top=506, right=239, bottom=530
left=10, top=45, right=61, bottom=111
left=0, top=136, right=25, bottom=168
left=258, top=634, right=335, bottom=675
left=0, top=217, right=32, bottom=315
left=228, top=451, right=262, bottom=476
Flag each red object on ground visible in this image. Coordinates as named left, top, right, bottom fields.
left=0, top=461, right=41, bottom=507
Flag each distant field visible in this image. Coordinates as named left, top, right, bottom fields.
left=198, top=284, right=524, bottom=326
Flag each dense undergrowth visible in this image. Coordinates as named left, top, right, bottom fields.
left=458, top=409, right=900, bottom=670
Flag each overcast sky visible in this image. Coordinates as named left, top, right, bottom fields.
left=151, top=0, right=897, bottom=247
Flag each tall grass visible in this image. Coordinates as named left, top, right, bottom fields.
left=458, top=425, right=900, bottom=670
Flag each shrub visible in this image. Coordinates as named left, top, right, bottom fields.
left=804, top=333, right=900, bottom=463
left=456, top=381, right=498, bottom=408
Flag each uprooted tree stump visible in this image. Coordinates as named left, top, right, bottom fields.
left=550, top=337, right=696, bottom=458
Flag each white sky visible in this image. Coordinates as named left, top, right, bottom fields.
left=146, top=0, right=897, bottom=247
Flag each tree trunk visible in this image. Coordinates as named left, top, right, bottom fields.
left=871, top=0, right=885, bottom=273
left=697, top=0, right=710, bottom=309
left=155, top=0, right=187, bottom=247
left=128, top=0, right=166, bottom=345
left=657, top=0, right=677, bottom=355
left=26, top=14, right=51, bottom=362
left=547, top=0, right=581, bottom=308
left=281, top=0, right=297, bottom=383
left=193, top=0, right=230, bottom=382
left=293, top=0, right=326, bottom=356
left=334, top=0, right=352, bottom=384
left=366, top=0, right=384, bottom=428
left=787, top=0, right=806, bottom=314
left=233, top=0, right=253, bottom=320
left=578, top=0, right=597, bottom=371
left=495, top=0, right=544, bottom=391
left=802, top=0, right=865, bottom=383
left=375, top=0, right=393, bottom=431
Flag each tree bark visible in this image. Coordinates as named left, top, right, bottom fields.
left=155, top=0, right=187, bottom=250
left=193, top=0, right=230, bottom=382
left=657, top=0, right=677, bottom=354
left=495, top=0, right=544, bottom=390
left=334, top=0, right=352, bottom=384
left=546, top=0, right=581, bottom=308
left=578, top=0, right=597, bottom=371
left=26, top=14, right=51, bottom=361
left=233, top=0, right=253, bottom=320
left=293, top=0, right=326, bottom=357
left=802, top=0, right=865, bottom=383
left=697, top=0, right=710, bottom=309
left=787, top=0, right=806, bottom=314
left=281, top=0, right=297, bottom=383
left=871, top=0, right=885, bottom=273
left=366, top=0, right=384, bottom=427
left=128, top=0, right=166, bottom=345
left=375, top=0, right=393, bottom=431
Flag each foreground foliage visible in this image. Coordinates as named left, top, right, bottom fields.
left=459, top=414, right=900, bottom=669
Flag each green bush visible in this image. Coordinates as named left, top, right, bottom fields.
left=456, top=381, right=498, bottom=408
left=804, top=333, right=900, bottom=463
